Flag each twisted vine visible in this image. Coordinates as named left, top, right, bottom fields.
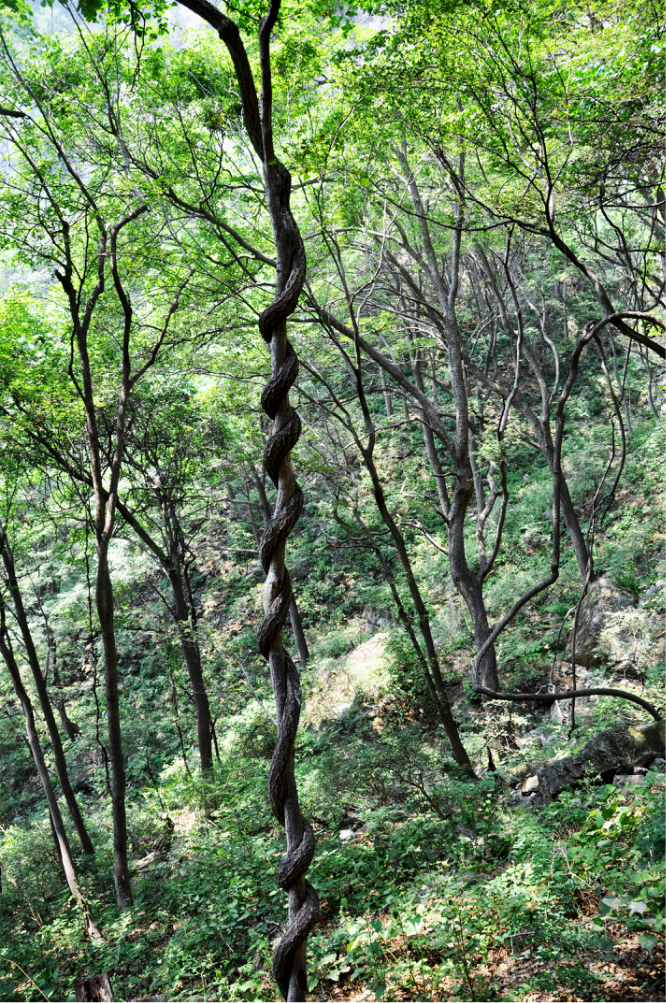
left=256, top=160, right=318, bottom=1001
left=164, top=2, right=319, bottom=995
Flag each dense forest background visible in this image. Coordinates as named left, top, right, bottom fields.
left=0, top=0, right=663, bottom=1000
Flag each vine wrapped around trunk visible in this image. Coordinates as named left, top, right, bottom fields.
left=256, top=157, right=318, bottom=1001
left=152, top=1, right=319, bottom=995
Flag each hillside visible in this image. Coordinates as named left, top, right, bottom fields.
left=0, top=1, right=663, bottom=1001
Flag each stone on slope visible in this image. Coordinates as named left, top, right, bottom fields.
left=537, top=719, right=665, bottom=802
left=568, top=577, right=632, bottom=667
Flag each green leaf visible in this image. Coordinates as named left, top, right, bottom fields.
left=599, top=896, right=624, bottom=915
left=638, top=933, right=657, bottom=952
left=629, top=901, right=648, bottom=916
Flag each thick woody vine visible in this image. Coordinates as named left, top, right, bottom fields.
left=173, top=1, right=317, bottom=999
left=255, top=156, right=318, bottom=1003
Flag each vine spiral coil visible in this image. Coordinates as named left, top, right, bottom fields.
left=256, top=163, right=318, bottom=1001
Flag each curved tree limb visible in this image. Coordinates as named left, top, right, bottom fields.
left=475, top=686, right=662, bottom=722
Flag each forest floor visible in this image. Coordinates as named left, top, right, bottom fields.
left=2, top=617, right=665, bottom=1003
left=118, top=639, right=664, bottom=1003
left=309, top=922, right=665, bottom=1002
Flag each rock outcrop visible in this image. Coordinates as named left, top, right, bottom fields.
left=568, top=577, right=632, bottom=667
left=537, top=719, right=665, bottom=802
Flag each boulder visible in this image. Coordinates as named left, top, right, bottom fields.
left=521, top=776, right=539, bottom=794
left=615, top=775, right=644, bottom=788
left=568, top=577, right=632, bottom=667
left=537, top=719, right=666, bottom=802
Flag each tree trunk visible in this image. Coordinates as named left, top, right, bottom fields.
left=447, top=475, right=500, bottom=693
left=114, top=495, right=214, bottom=776
left=168, top=569, right=213, bottom=775
left=0, top=616, right=102, bottom=942
left=468, top=428, right=490, bottom=573
left=411, top=352, right=500, bottom=693
left=559, top=476, right=591, bottom=580
left=96, top=554, right=133, bottom=909
left=538, top=434, right=591, bottom=580
left=287, top=597, right=309, bottom=668
left=380, top=369, right=393, bottom=418
left=0, top=526, right=94, bottom=855
left=364, top=454, right=474, bottom=770
left=55, top=698, right=80, bottom=742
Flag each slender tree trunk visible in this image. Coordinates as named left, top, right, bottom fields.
left=43, top=612, right=61, bottom=687
left=380, top=369, right=393, bottom=418
left=364, top=455, right=474, bottom=768
left=559, top=476, right=591, bottom=580
left=96, top=553, right=132, bottom=909
left=0, top=615, right=102, bottom=942
left=287, top=597, right=309, bottom=669
left=447, top=481, right=500, bottom=692
left=72, top=294, right=133, bottom=909
left=537, top=433, right=591, bottom=580
left=114, top=495, right=213, bottom=775
left=416, top=405, right=500, bottom=691
left=168, top=569, right=213, bottom=775
left=55, top=698, right=79, bottom=742
left=468, top=428, right=490, bottom=572
left=0, top=526, right=94, bottom=855
left=419, top=415, right=451, bottom=517
left=243, top=484, right=262, bottom=546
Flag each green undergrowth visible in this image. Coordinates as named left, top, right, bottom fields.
left=0, top=410, right=662, bottom=1002
left=1, top=699, right=663, bottom=1002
